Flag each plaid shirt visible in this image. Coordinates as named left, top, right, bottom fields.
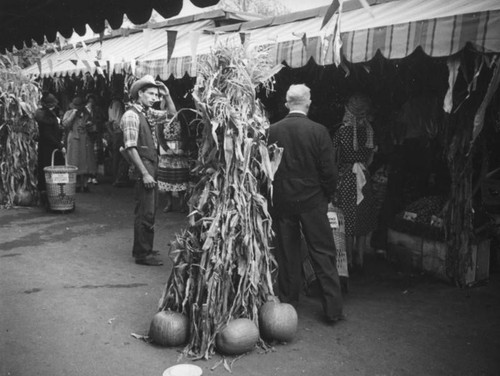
left=120, top=103, right=158, bottom=149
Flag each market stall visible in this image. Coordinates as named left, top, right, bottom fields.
left=14, top=0, right=500, bottom=284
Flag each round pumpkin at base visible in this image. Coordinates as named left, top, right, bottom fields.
left=149, top=310, right=189, bottom=347
left=259, top=301, right=298, bottom=342
left=215, top=318, right=259, bottom=355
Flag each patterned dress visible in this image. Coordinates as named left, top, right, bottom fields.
left=147, top=110, right=189, bottom=192
left=333, top=124, right=378, bottom=236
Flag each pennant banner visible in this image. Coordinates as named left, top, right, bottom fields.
left=108, top=55, right=116, bottom=74
left=239, top=32, right=251, bottom=46
left=190, top=31, right=201, bottom=75
left=166, top=30, right=178, bottom=63
left=82, top=59, right=92, bottom=72
left=321, top=0, right=340, bottom=29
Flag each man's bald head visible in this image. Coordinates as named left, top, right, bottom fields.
left=286, top=84, right=311, bottom=112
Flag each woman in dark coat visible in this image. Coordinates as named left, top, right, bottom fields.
left=34, top=93, right=64, bottom=192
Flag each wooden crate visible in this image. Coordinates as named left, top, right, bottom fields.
left=388, top=229, right=490, bottom=286
left=387, top=229, right=423, bottom=270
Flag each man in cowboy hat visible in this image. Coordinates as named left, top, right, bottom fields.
left=120, top=75, right=163, bottom=266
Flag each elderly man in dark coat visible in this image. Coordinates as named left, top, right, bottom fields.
left=268, top=84, right=344, bottom=323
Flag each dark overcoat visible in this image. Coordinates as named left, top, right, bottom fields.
left=268, top=112, right=337, bottom=214
left=34, top=107, right=63, bottom=190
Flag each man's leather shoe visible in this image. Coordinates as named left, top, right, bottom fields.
left=135, top=255, right=163, bottom=266
left=326, top=314, right=347, bottom=325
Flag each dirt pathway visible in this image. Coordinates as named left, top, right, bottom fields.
left=1, top=184, right=499, bottom=376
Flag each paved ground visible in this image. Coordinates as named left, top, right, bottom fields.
left=1, top=182, right=500, bottom=376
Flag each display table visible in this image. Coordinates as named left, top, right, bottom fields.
left=387, top=228, right=490, bottom=286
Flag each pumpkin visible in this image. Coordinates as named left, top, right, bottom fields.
left=148, top=310, right=189, bottom=347
left=259, top=301, right=298, bottom=342
left=215, top=318, right=259, bottom=355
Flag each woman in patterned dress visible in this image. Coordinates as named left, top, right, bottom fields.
left=333, top=94, right=378, bottom=269
left=148, top=82, right=189, bottom=212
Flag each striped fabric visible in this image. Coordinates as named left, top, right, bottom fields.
left=137, top=3, right=500, bottom=78
left=24, top=0, right=500, bottom=78
left=342, top=10, right=500, bottom=63
left=137, top=56, right=196, bottom=80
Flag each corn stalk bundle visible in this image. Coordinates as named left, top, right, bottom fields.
left=158, top=44, right=283, bottom=359
left=0, top=67, right=40, bottom=207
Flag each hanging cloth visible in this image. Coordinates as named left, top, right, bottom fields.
left=352, top=162, right=367, bottom=205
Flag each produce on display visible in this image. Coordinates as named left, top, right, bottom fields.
left=215, top=318, right=260, bottom=355
left=258, top=299, right=298, bottom=343
left=0, top=57, right=40, bottom=207
left=157, top=44, right=283, bottom=359
left=148, top=310, right=189, bottom=347
left=392, top=196, right=447, bottom=240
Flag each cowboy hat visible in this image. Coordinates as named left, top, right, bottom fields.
left=130, top=75, right=160, bottom=99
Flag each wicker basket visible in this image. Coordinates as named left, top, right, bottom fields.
left=44, top=149, right=78, bottom=212
left=328, top=204, right=349, bottom=278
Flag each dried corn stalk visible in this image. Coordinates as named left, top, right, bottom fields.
left=0, top=64, right=40, bottom=207
left=158, top=44, right=283, bottom=359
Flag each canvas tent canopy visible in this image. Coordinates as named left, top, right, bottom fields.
left=136, top=0, right=500, bottom=79
left=22, top=0, right=500, bottom=79
left=23, top=10, right=258, bottom=78
left=0, top=0, right=219, bottom=53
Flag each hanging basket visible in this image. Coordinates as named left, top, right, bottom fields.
left=44, top=149, right=78, bottom=212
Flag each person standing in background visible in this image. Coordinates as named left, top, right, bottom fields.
left=152, top=82, right=189, bottom=213
left=332, top=94, right=378, bottom=271
left=85, top=94, right=105, bottom=185
left=62, top=97, right=97, bottom=193
left=268, top=84, right=344, bottom=324
left=106, top=93, right=129, bottom=187
left=35, top=92, right=64, bottom=195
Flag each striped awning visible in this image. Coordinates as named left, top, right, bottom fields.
left=24, top=19, right=215, bottom=78
left=340, top=0, right=500, bottom=62
left=137, top=0, right=500, bottom=79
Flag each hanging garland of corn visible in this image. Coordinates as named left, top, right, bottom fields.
left=158, top=44, right=283, bottom=359
left=443, top=116, right=474, bottom=286
left=0, top=61, right=40, bottom=207
left=442, top=53, right=497, bottom=286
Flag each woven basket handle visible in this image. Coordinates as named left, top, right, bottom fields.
left=51, top=148, right=67, bottom=167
